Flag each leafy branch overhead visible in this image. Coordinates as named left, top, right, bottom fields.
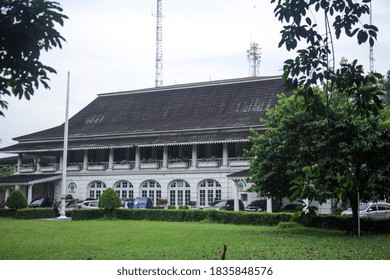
left=271, top=0, right=378, bottom=97
left=0, top=0, right=68, bottom=116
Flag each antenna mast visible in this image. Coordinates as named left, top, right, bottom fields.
left=247, top=42, right=261, bottom=77
left=154, top=0, right=163, bottom=87
left=369, top=1, right=374, bottom=72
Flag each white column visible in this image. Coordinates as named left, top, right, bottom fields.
left=83, top=150, right=88, bottom=171
left=266, top=198, right=273, bottom=213
left=233, top=180, right=239, bottom=212
left=135, top=146, right=140, bottom=169
left=5, top=188, right=10, bottom=201
left=108, top=148, right=114, bottom=170
left=162, top=146, right=168, bottom=169
left=27, top=185, right=33, bottom=204
left=36, top=155, right=42, bottom=172
left=17, top=154, right=23, bottom=173
left=15, top=184, right=20, bottom=190
left=191, top=145, right=197, bottom=168
left=222, top=143, right=228, bottom=167
left=58, top=155, right=63, bottom=171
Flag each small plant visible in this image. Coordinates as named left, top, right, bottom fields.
left=5, top=189, right=28, bottom=209
left=167, top=205, right=176, bottom=210
left=157, top=198, right=168, bottom=206
left=120, top=159, right=129, bottom=164
left=178, top=205, right=189, bottom=210
left=98, top=187, right=122, bottom=218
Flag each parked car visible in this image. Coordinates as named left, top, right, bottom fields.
left=280, top=203, right=301, bottom=212
left=28, top=197, right=52, bottom=208
left=341, top=202, right=390, bottom=219
left=204, top=199, right=245, bottom=211
left=133, top=197, right=153, bottom=209
left=209, top=200, right=223, bottom=206
left=245, top=199, right=281, bottom=212
left=80, top=200, right=100, bottom=209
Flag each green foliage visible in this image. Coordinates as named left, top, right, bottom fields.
left=178, top=205, right=189, bottom=210
left=75, top=208, right=294, bottom=227
left=167, top=205, right=177, bottom=210
left=0, top=0, right=68, bottom=116
left=5, top=189, right=27, bottom=209
left=298, top=215, right=390, bottom=235
left=15, top=208, right=54, bottom=219
left=248, top=89, right=390, bottom=234
left=71, top=208, right=104, bottom=220
left=0, top=166, right=13, bottom=178
left=98, top=188, right=121, bottom=217
left=0, top=208, right=16, bottom=217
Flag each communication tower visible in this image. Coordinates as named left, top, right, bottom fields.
left=154, top=0, right=163, bottom=87
left=247, top=42, right=261, bottom=77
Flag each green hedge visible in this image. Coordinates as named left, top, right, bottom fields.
left=0, top=208, right=17, bottom=217
left=115, top=209, right=293, bottom=226
left=299, top=215, right=390, bottom=234
left=15, top=208, right=54, bottom=219
left=71, top=208, right=104, bottom=220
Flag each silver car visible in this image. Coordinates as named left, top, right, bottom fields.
left=341, top=202, right=390, bottom=219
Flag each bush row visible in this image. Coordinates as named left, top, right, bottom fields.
left=0, top=208, right=16, bottom=217
left=73, top=208, right=293, bottom=226
left=15, top=208, right=55, bottom=219
left=301, top=215, right=390, bottom=234
left=71, top=208, right=104, bottom=220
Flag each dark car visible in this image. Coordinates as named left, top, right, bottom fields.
left=28, top=197, right=52, bottom=208
left=280, top=203, right=301, bottom=212
left=133, top=197, right=153, bottom=209
left=245, top=199, right=281, bottom=212
left=205, top=199, right=245, bottom=211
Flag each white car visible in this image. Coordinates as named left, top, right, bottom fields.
left=81, top=200, right=100, bottom=209
left=341, top=202, right=390, bottom=219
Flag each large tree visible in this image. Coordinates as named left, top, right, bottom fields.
left=252, top=0, right=387, bottom=234
left=0, top=0, right=67, bottom=116
left=248, top=87, right=390, bottom=232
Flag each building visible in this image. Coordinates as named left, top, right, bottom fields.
left=0, top=76, right=289, bottom=210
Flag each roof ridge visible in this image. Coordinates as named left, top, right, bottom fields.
left=98, top=75, right=282, bottom=97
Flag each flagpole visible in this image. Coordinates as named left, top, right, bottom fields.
left=59, top=71, right=70, bottom=218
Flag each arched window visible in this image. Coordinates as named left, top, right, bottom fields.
left=198, top=179, right=221, bottom=207
left=87, top=181, right=107, bottom=199
left=168, top=180, right=191, bottom=206
left=114, top=180, right=134, bottom=199
left=140, top=180, right=161, bottom=206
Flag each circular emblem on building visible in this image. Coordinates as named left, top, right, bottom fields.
left=68, top=182, right=77, bottom=193
left=237, top=180, right=246, bottom=190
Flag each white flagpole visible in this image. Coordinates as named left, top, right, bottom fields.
left=59, top=71, right=70, bottom=218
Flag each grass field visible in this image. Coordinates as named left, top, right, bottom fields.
left=0, top=218, right=389, bottom=260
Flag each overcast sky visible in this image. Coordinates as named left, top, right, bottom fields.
left=1, top=0, right=389, bottom=157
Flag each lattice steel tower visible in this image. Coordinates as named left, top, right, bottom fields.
left=247, top=42, right=261, bottom=77
left=154, top=0, right=163, bottom=87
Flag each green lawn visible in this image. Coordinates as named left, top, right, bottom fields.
left=0, top=218, right=389, bottom=260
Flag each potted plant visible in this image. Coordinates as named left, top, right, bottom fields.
left=113, top=159, right=130, bottom=170
left=140, top=158, right=159, bottom=169
left=198, top=156, right=218, bottom=167
left=87, top=161, right=106, bottom=171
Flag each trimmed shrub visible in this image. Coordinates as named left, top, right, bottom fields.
left=16, top=208, right=54, bottom=219
left=167, top=205, right=176, bottom=210
left=5, top=189, right=28, bottom=209
left=71, top=208, right=104, bottom=220
left=98, top=187, right=122, bottom=218
left=0, top=208, right=17, bottom=217
left=178, top=205, right=189, bottom=210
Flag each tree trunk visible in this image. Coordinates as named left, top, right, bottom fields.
left=349, top=193, right=359, bottom=235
